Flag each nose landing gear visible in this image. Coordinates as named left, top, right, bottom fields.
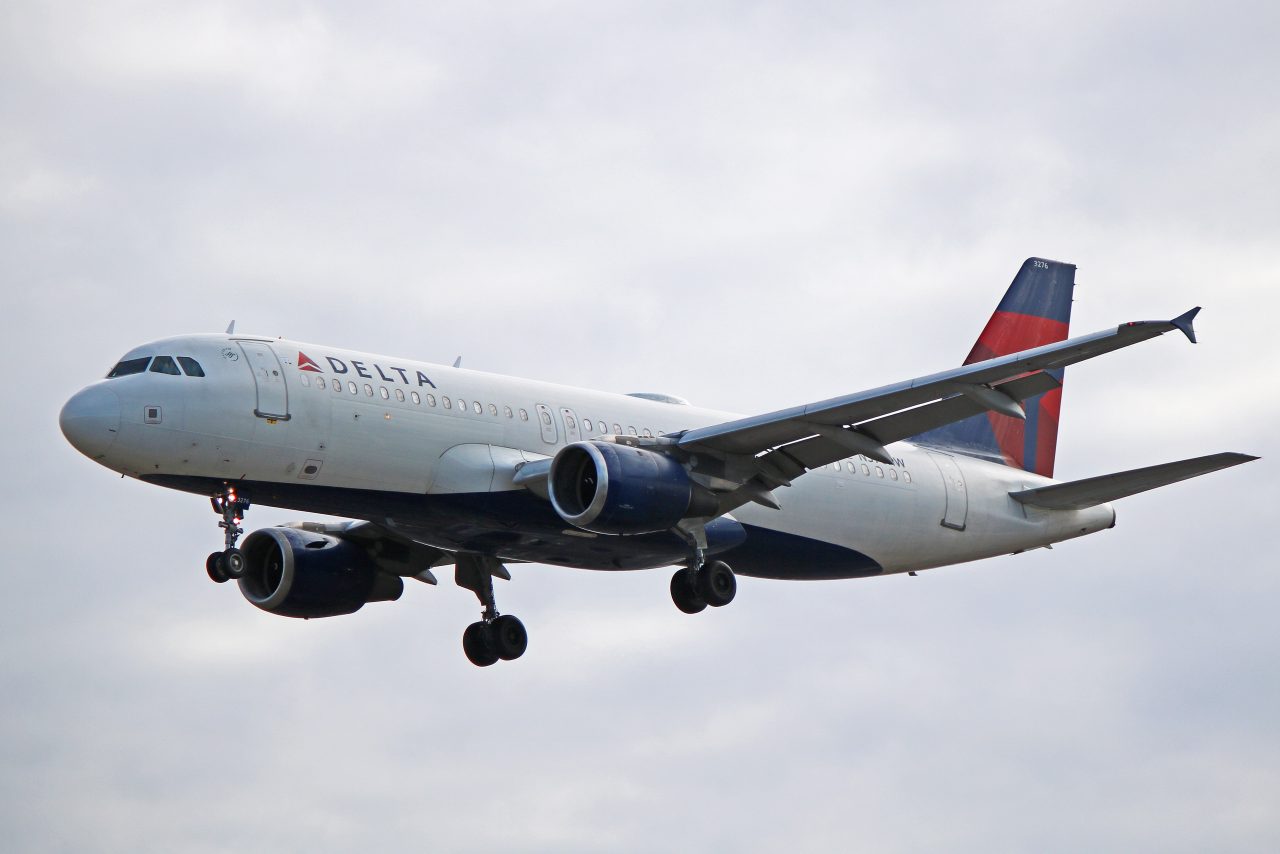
left=205, top=487, right=251, bottom=584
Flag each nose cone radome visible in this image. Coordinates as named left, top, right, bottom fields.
left=60, top=384, right=121, bottom=460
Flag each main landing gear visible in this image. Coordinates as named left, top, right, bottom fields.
left=205, top=486, right=251, bottom=584
left=669, top=522, right=737, bottom=614
left=455, top=554, right=528, bottom=667
left=670, top=560, right=737, bottom=614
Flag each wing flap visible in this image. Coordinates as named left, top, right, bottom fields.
left=864, top=371, right=1060, bottom=446
left=773, top=372, right=1061, bottom=471
left=1009, top=452, right=1258, bottom=510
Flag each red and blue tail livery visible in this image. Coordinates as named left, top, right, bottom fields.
left=912, top=257, right=1075, bottom=477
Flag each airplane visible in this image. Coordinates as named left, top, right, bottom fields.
left=59, top=259, right=1257, bottom=666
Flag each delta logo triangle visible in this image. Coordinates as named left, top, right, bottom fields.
left=298, top=351, right=323, bottom=372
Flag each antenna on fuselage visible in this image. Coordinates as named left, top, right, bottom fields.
left=452, top=356, right=462, bottom=368
left=225, top=320, right=236, bottom=334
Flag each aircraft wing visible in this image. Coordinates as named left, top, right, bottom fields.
left=677, top=309, right=1202, bottom=484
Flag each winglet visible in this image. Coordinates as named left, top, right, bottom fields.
left=1171, top=307, right=1200, bottom=343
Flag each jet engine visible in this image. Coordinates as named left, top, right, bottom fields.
left=237, top=526, right=404, bottom=618
left=548, top=441, right=719, bottom=535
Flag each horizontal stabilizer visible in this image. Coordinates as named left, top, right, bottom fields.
left=1009, top=452, right=1258, bottom=510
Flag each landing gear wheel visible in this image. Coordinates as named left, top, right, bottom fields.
left=462, top=621, right=499, bottom=667
left=697, top=560, right=736, bottom=607
left=671, top=568, right=707, bottom=614
left=222, top=547, right=247, bottom=579
left=206, top=552, right=229, bottom=584
left=490, top=615, right=528, bottom=660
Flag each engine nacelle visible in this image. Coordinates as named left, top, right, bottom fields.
left=237, top=527, right=404, bottom=619
left=548, top=441, right=718, bottom=535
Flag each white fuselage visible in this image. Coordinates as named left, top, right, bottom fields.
left=61, top=333, right=1116, bottom=579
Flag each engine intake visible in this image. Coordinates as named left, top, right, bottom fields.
left=549, top=441, right=718, bottom=535
left=238, top=527, right=404, bottom=618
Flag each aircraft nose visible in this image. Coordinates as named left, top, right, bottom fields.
left=60, top=384, right=121, bottom=460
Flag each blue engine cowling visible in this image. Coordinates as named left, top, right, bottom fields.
left=548, top=441, right=718, bottom=535
left=237, top=526, right=404, bottom=619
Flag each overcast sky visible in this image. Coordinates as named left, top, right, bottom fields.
left=2, top=1, right=1277, bottom=851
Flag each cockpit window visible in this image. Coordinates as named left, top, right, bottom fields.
left=177, top=357, right=205, bottom=377
left=107, top=357, right=150, bottom=377
left=150, top=356, right=181, bottom=375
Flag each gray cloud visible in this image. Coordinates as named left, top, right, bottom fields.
left=2, top=1, right=1276, bottom=851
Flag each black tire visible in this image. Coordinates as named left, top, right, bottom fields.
left=490, top=615, right=529, bottom=661
left=697, top=560, right=736, bottom=607
left=462, top=621, right=499, bottom=667
left=671, top=568, right=707, bottom=614
left=206, top=552, right=229, bottom=584
left=222, top=547, right=247, bottom=579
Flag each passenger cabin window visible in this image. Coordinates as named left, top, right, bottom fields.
left=488, top=403, right=498, bottom=416
left=643, top=428, right=653, bottom=438
left=379, top=386, right=389, bottom=399
left=519, top=409, right=529, bottom=421
left=395, top=389, right=405, bottom=402
left=903, top=471, right=912, bottom=483
left=426, top=394, right=436, bottom=407
left=458, top=399, right=468, bottom=411
left=107, top=357, right=151, bottom=378
left=149, top=356, right=181, bottom=375
left=411, top=391, right=421, bottom=405
left=473, top=401, right=483, bottom=414
left=613, top=423, right=622, bottom=434
left=348, top=381, right=358, bottom=394
left=443, top=397, right=452, bottom=409
left=504, top=406, right=513, bottom=418
left=177, top=357, right=205, bottom=377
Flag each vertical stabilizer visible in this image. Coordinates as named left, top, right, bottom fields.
left=911, top=258, right=1075, bottom=477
